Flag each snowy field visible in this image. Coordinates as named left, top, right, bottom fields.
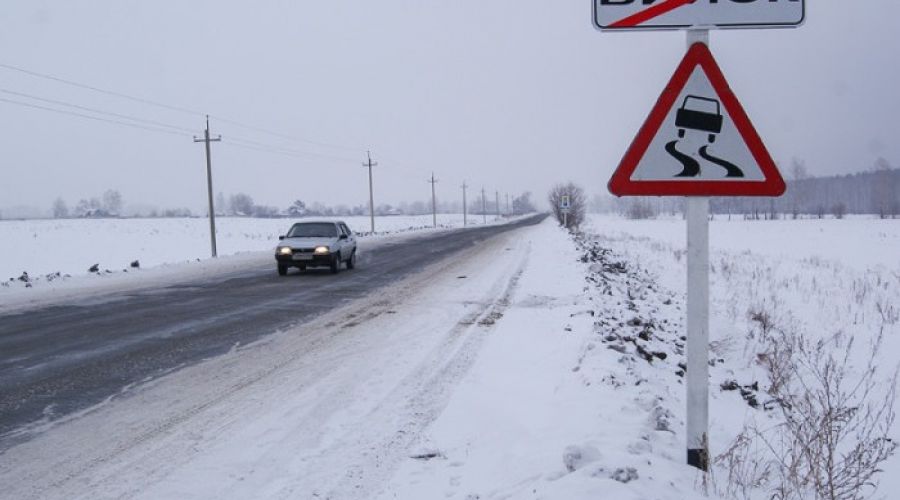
left=0, top=214, right=500, bottom=292
left=1, top=215, right=897, bottom=499
left=577, top=215, right=900, bottom=498
left=0, top=214, right=492, bottom=281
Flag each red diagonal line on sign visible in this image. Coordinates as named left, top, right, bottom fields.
left=608, top=0, right=694, bottom=28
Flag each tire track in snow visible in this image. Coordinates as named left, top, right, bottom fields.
left=1, top=228, right=534, bottom=500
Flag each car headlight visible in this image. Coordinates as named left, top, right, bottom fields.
left=314, top=246, right=330, bottom=255
left=278, top=246, right=293, bottom=255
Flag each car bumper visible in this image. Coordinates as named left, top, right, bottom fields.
left=276, top=253, right=335, bottom=267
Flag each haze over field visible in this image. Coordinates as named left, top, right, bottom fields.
left=1, top=1, right=898, bottom=214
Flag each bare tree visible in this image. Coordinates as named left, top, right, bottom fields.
left=548, top=182, right=586, bottom=229
left=102, top=189, right=123, bottom=216
left=52, top=197, right=69, bottom=218
left=872, top=158, right=894, bottom=219
left=790, top=158, right=809, bottom=219
left=831, top=202, right=847, bottom=220
left=512, top=192, right=536, bottom=215
left=286, top=199, right=306, bottom=217
left=229, top=193, right=254, bottom=216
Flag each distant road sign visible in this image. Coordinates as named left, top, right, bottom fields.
left=594, top=0, right=805, bottom=31
left=608, top=43, right=785, bottom=197
left=560, top=195, right=571, bottom=209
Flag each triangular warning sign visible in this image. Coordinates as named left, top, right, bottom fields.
left=608, top=43, right=785, bottom=197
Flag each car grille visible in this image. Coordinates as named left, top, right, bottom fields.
left=292, top=248, right=315, bottom=253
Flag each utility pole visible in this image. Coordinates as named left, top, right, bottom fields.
left=506, top=193, right=510, bottom=215
left=428, top=172, right=438, bottom=228
left=193, top=115, right=221, bottom=258
left=461, top=181, right=468, bottom=227
left=362, top=150, right=377, bottom=233
left=495, top=190, right=500, bottom=219
left=481, top=187, right=487, bottom=225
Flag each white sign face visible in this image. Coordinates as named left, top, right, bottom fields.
left=607, top=42, right=785, bottom=198
left=632, top=68, right=764, bottom=182
left=560, top=195, right=571, bottom=209
left=594, top=0, right=805, bottom=31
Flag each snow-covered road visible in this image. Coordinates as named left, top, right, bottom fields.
left=4, top=214, right=895, bottom=500
left=0, top=219, right=537, bottom=499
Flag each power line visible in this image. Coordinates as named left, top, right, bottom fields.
left=0, top=87, right=361, bottom=163
left=210, top=116, right=365, bottom=154
left=0, top=61, right=367, bottom=153
left=226, top=136, right=358, bottom=163
left=0, top=61, right=202, bottom=116
left=0, top=88, right=196, bottom=134
left=0, top=97, right=189, bottom=138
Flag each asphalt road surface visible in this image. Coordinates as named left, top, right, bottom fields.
left=0, top=215, right=546, bottom=450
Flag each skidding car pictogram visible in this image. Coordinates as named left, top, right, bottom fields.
left=676, top=95, right=722, bottom=143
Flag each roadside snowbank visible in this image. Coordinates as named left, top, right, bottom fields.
left=0, top=213, right=505, bottom=282
left=584, top=214, right=900, bottom=499
left=0, top=214, right=518, bottom=313
left=379, top=219, right=712, bottom=499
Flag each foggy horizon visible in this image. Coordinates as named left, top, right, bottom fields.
left=2, top=1, right=898, bottom=216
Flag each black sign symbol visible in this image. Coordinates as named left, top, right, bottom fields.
left=666, top=94, right=744, bottom=178
left=676, top=95, right=722, bottom=144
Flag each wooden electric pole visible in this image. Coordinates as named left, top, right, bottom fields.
left=362, top=151, right=377, bottom=233
left=428, top=172, right=438, bottom=228
left=193, top=115, right=221, bottom=258
left=461, top=181, right=468, bottom=227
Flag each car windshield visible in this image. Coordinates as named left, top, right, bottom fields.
left=287, top=223, right=338, bottom=238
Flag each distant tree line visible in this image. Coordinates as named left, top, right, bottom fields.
left=52, top=189, right=123, bottom=218
left=595, top=159, right=900, bottom=220
left=45, top=190, right=537, bottom=219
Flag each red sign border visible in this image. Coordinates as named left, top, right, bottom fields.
left=608, top=43, right=786, bottom=197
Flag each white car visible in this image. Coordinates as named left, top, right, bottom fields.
left=275, top=221, right=358, bottom=275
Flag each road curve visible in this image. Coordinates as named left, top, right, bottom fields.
left=0, top=214, right=546, bottom=448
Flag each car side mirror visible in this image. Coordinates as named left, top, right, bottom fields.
left=279, top=235, right=285, bottom=240
left=339, top=234, right=348, bottom=240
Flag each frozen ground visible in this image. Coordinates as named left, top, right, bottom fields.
left=1, top=215, right=897, bottom=499
left=0, top=214, right=495, bottom=282
left=0, top=214, right=508, bottom=312
left=584, top=214, right=900, bottom=499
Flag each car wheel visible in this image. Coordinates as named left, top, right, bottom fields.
left=678, top=129, right=685, bottom=138
left=347, top=250, right=357, bottom=270
left=708, top=134, right=716, bottom=143
left=330, top=255, right=340, bottom=274
left=298, top=265, right=306, bottom=272
left=277, top=264, right=288, bottom=276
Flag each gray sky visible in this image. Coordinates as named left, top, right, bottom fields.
left=1, top=1, right=898, bottom=214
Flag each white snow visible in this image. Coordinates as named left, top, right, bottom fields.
left=0, top=214, right=498, bottom=281
left=1, top=214, right=897, bottom=499
left=0, top=214, right=510, bottom=313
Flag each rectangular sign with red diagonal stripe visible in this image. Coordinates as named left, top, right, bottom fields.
left=594, top=0, right=805, bottom=31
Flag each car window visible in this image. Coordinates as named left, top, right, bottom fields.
left=286, top=223, right=338, bottom=238
left=341, top=224, right=351, bottom=236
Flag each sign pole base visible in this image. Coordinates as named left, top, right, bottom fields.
left=686, top=194, right=710, bottom=472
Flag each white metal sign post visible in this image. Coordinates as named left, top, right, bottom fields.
left=684, top=30, right=710, bottom=471
left=684, top=28, right=711, bottom=472
left=560, top=195, right=571, bottom=227
left=601, top=0, right=791, bottom=472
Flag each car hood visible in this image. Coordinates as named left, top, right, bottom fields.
left=278, top=237, right=338, bottom=249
